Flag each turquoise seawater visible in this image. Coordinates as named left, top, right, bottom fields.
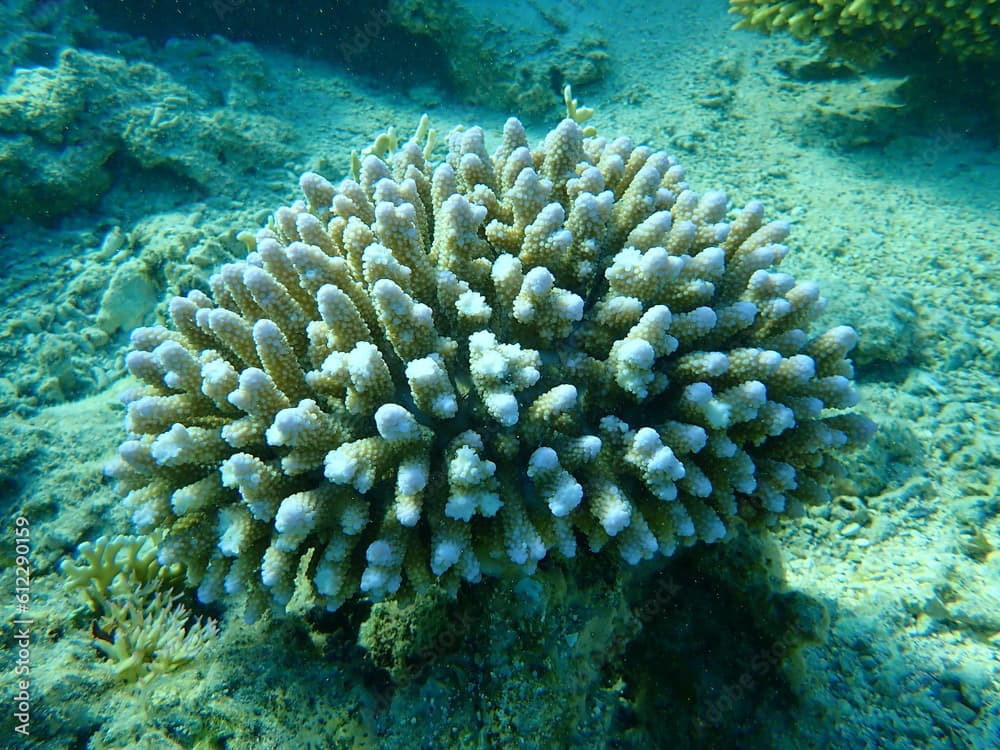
left=1, top=1, right=998, bottom=748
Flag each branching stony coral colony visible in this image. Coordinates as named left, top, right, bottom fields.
left=729, top=0, right=1000, bottom=63
left=103, top=109, right=874, bottom=622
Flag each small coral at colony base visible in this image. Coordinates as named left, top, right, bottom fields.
left=62, top=534, right=218, bottom=682
left=105, top=116, right=874, bottom=620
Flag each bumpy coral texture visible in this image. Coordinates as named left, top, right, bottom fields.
left=108, top=117, right=873, bottom=618
left=729, top=0, right=1000, bottom=63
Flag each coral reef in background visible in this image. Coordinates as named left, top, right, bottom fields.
left=729, top=0, right=1000, bottom=65
left=81, top=0, right=608, bottom=119
left=106, top=115, right=873, bottom=620
left=729, top=1, right=1000, bottom=147
left=0, top=45, right=293, bottom=223
left=388, top=0, right=609, bottom=117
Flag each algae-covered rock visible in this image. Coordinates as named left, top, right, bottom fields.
left=0, top=45, right=294, bottom=224
left=0, top=0, right=98, bottom=76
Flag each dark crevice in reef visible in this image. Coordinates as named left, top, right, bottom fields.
left=612, top=538, right=824, bottom=749
left=83, top=0, right=452, bottom=90
left=344, top=532, right=828, bottom=748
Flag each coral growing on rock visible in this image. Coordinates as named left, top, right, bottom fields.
left=106, top=116, right=873, bottom=619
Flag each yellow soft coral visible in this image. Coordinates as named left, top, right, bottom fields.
left=62, top=534, right=218, bottom=683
